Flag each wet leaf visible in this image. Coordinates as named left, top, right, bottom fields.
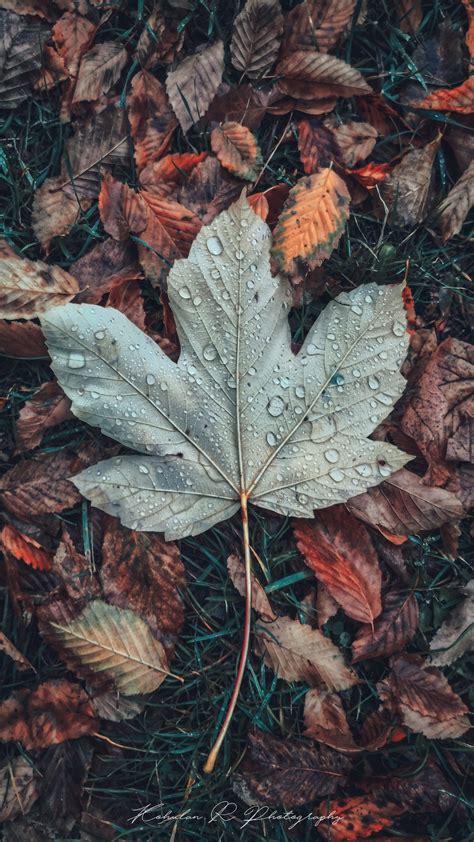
left=233, top=729, right=351, bottom=807
left=436, top=159, right=474, bottom=240
left=127, top=70, right=177, bottom=172
left=72, top=42, right=127, bottom=104
left=276, top=50, right=372, bottom=101
left=294, top=507, right=382, bottom=624
left=227, top=553, right=276, bottom=620
left=272, top=169, right=350, bottom=279
left=0, top=680, right=98, bottom=750
left=40, top=194, right=411, bottom=540
left=429, top=580, right=474, bottom=666
left=254, top=614, right=358, bottom=690
left=283, top=0, right=357, bottom=54
left=230, top=0, right=283, bottom=79
left=351, top=590, right=419, bottom=662
left=166, top=40, right=224, bottom=131
left=0, top=244, right=78, bottom=319
left=16, top=381, right=72, bottom=452
left=210, top=122, right=261, bottom=181
left=0, top=757, right=38, bottom=823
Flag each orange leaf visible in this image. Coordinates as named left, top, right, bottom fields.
left=139, top=152, right=207, bottom=197
left=127, top=69, right=177, bottom=172
left=350, top=161, right=391, bottom=188
left=247, top=192, right=269, bottom=220
left=0, top=525, right=53, bottom=571
left=298, top=118, right=337, bottom=173
left=317, top=795, right=403, bottom=840
left=294, top=507, right=382, bottom=624
left=411, top=76, right=474, bottom=113
left=210, top=122, right=261, bottom=180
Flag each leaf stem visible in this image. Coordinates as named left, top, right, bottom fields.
left=203, top=492, right=252, bottom=774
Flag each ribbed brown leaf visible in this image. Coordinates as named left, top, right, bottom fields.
left=411, top=76, right=474, bottom=113
left=283, top=0, right=357, bottom=53
left=437, top=159, right=474, bottom=240
left=233, top=729, right=351, bottom=807
left=254, top=615, right=358, bottom=690
left=0, top=10, right=49, bottom=108
left=305, top=691, right=393, bottom=755
left=380, top=136, right=440, bottom=226
left=0, top=680, right=98, bottom=750
left=0, top=449, right=90, bottom=520
left=332, top=120, right=378, bottom=167
left=230, top=0, right=283, bottom=79
left=271, top=169, right=350, bottom=279
left=166, top=40, right=224, bottom=131
left=42, top=600, right=172, bottom=695
left=297, top=118, right=337, bottom=173
left=0, top=756, right=38, bottom=823
left=347, top=468, right=464, bottom=536
left=352, top=590, right=419, bottom=662
left=276, top=50, right=372, bottom=100
left=139, top=152, right=208, bottom=197
left=127, top=70, right=177, bottom=172
left=0, top=245, right=78, bottom=319
left=429, top=580, right=474, bottom=666
left=0, top=320, right=48, bottom=358
left=210, top=122, right=261, bottom=180
left=62, top=105, right=130, bottom=201
left=16, top=381, right=72, bottom=452
left=72, top=41, right=127, bottom=104
left=37, top=738, right=94, bottom=829
left=294, top=508, right=382, bottom=624
left=227, top=554, right=276, bottom=621
left=171, top=156, right=243, bottom=224
left=31, top=175, right=88, bottom=252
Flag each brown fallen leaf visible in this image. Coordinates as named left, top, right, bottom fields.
left=71, top=238, right=141, bottom=305
left=351, top=590, right=419, bottom=662
left=0, top=680, right=99, bottom=750
left=52, top=11, right=96, bottom=80
left=72, top=41, right=127, bottom=105
left=316, top=582, right=339, bottom=626
left=379, top=653, right=470, bottom=739
left=205, top=82, right=271, bottom=130
left=297, top=117, right=338, bottom=173
left=294, top=508, right=382, bottom=624
left=230, top=0, right=283, bottom=79
left=276, top=50, right=372, bottom=101
left=304, top=689, right=392, bottom=752
left=139, top=152, right=207, bottom=198
left=0, top=525, right=53, bottom=571
left=0, top=631, right=34, bottom=672
left=380, top=136, right=441, bottom=226
left=16, top=381, right=72, bottom=452
left=0, top=756, right=39, bottom=823
left=317, top=795, right=403, bottom=840
left=0, top=320, right=48, bottom=358
left=166, top=40, right=224, bottom=132
left=170, top=156, right=243, bottom=224
left=400, top=337, right=474, bottom=485
left=88, top=689, right=145, bottom=722
left=254, top=614, right=358, bottom=690
left=233, top=729, right=351, bottom=807
left=210, top=122, right=261, bottom=181
left=107, top=281, right=147, bottom=332
left=347, top=468, right=464, bottom=536
left=436, top=159, right=474, bottom=240
left=227, top=554, right=276, bottom=621
left=411, top=76, right=474, bottom=113
left=0, top=244, right=79, bottom=319
left=271, top=169, right=350, bottom=280
left=127, top=70, right=177, bottom=173
left=0, top=10, right=50, bottom=109
left=283, top=0, right=357, bottom=54
left=429, top=580, right=474, bottom=666
left=361, top=759, right=456, bottom=814
left=31, top=175, right=89, bottom=252
left=53, top=527, right=101, bottom=602
left=100, top=519, right=186, bottom=658
left=38, top=738, right=94, bottom=831
left=331, top=120, right=378, bottom=167
left=135, top=2, right=184, bottom=69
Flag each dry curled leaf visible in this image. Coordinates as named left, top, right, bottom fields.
left=0, top=680, right=98, bottom=750
left=230, top=0, right=283, bottom=79
left=0, top=757, right=38, bottom=823
left=436, top=159, right=474, bottom=240
left=294, top=507, right=382, bottom=624
left=127, top=70, right=177, bottom=172
left=271, top=169, right=350, bottom=279
left=227, top=554, right=276, bottom=620
left=276, top=50, right=372, bottom=101
left=72, top=42, right=127, bottom=105
left=16, top=381, right=72, bottom=452
left=210, top=122, right=261, bottom=181
left=254, top=614, right=358, bottom=690
left=166, top=40, right=224, bottom=131
left=283, top=0, right=357, bottom=54
left=0, top=245, right=78, bottom=319
left=351, top=590, right=419, bottom=662
left=429, top=580, right=474, bottom=666
left=331, top=120, right=378, bottom=167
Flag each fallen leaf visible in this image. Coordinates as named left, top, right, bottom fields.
left=0, top=10, right=49, bottom=109
left=139, top=152, right=207, bottom=198
left=37, top=738, right=94, bottom=830
left=351, top=590, right=419, bottom=662
left=230, top=0, right=283, bottom=79
left=361, top=760, right=456, bottom=814
left=127, top=70, right=177, bottom=172
left=205, top=83, right=270, bottom=129
left=233, top=729, right=351, bottom=807
left=411, top=76, right=474, bottom=113
left=436, top=159, right=474, bottom=240
left=135, top=2, right=184, bottom=68
left=52, top=11, right=96, bottom=79
left=53, top=529, right=100, bottom=601
left=174, top=156, right=243, bottom=223
left=347, top=468, right=464, bottom=536
left=380, top=136, right=440, bottom=226
left=210, top=122, right=261, bottom=180
left=0, top=632, right=34, bottom=672
left=395, top=0, right=422, bottom=33
left=100, top=520, right=185, bottom=657
left=349, top=161, right=391, bottom=188
left=331, top=120, right=378, bottom=167
left=254, top=615, right=358, bottom=690
left=16, top=381, right=72, bottom=452
left=31, top=175, right=88, bottom=252
left=0, top=525, right=53, bottom=571
left=379, top=653, right=470, bottom=739
left=107, top=281, right=147, bottom=332
left=266, top=92, right=337, bottom=115
left=227, top=553, right=276, bottom=620
left=247, top=191, right=269, bottom=220
left=0, top=680, right=98, bottom=750
left=429, top=580, right=474, bottom=666
left=283, top=0, right=357, bottom=54
left=72, top=42, right=127, bottom=105
left=294, top=507, right=382, bottom=624
left=400, top=337, right=474, bottom=485
left=317, top=795, right=403, bottom=840
left=304, top=689, right=393, bottom=753
left=0, top=757, right=38, bottom=823
left=88, top=690, right=145, bottom=722
left=71, top=238, right=141, bottom=305
left=316, top=582, right=339, bottom=626
left=276, top=50, right=372, bottom=100
left=271, top=169, right=350, bottom=279
left=166, top=40, right=224, bottom=131
left=0, top=245, right=79, bottom=319
left=0, top=321, right=48, bottom=358
left=297, top=118, right=338, bottom=173
left=40, top=600, right=172, bottom=695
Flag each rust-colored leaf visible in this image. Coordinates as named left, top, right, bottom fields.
left=294, top=508, right=382, bottom=624
left=283, top=0, right=357, bottom=54
left=227, top=553, right=276, bottom=621
left=52, top=11, right=96, bottom=79
left=0, top=243, right=79, bottom=319
left=71, top=238, right=141, bottom=305
left=271, top=169, right=350, bottom=280
left=135, top=3, right=184, bottom=69
left=317, top=795, right=403, bottom=840
left=139, top=152, right=208, bottom=198
left=248, top=183, right=289, bottom=225
left=210, top=122, right=261, bottom=180
left=0, top=321, right=48, bottom=357
left=107, top=281, right=147, bottom=332
left=0, top=525, right=53, bottom=571
left=230, top=0, right=283, bottom=79
left=166, top=40, right=224, bottom=132
left=0, top=680, right=98, bottom=750
left=171, top=156, right=243, bottom=224
left=304, top=689, right=392, bottom=752
left=0, top=756, right=38, bottom=823
left=350, top=161, right=391, bottom=188
left=276, top=50, right=372, bottom=101
left=72, top=41, right=127, bottom=105
left=127, top=70, right=177, bottom=173
left=16, top=381, right=72, bottom=452
left=411, top=76, right=474, bottom=113
left=233, top=729, right=351, bottom=808
left=31, top=175, right=90, bottom=253
left=247, top=191, right=269, bottom=220
left=332, top=120, right=378, bottom=167
left=352, top=590, right=419, bottom=662
left=297, top=117, right=337, bottom=173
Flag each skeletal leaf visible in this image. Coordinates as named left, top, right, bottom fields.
left=72, top=42, right=127, bottom=104
left=230, top=0, right=283, bottom=79
left=40, top=194, right=411, bottom=542
left=436, top=160, right=474, bottom=240
left=429, top=580, right=474, bottom=667
left=41, top=600, right=171, bottom=695
left=0, top=245, right=78, bottom=319
left=166, top=40, right=224, bottom=131
left=210, top=122, right=261, bottom=181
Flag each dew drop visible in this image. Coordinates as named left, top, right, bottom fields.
left=68, top=351, right=85, bottom=369
left=352, top=368, right=361, bottom=378
left=364, top=294, right=373, bottom=303
left=351, top=305, right=363, bottom=315
left=327, top=332, right=336, bottom=340
left=94, top=330, right=105, bottom=340
left=329, top=468, right=344, bottom=482
left=295, top=385, right=305, bottom=398
left=235, top=249, right=244, bottom=260
left=355, top=463, right=372, bottom=477
left=266, top=431, right=278, bottom=446
left=222, top=290, right=230, bottom=301
left=368, top=375, right=380, bottom=390
left=179, top=286, right=191, bottom=299
left=377, top=392, right=393, bottom=406
left=206, top=236, right=223, bottom=255
left=392, top=321, right=405, bottom=336
left=324, top=448, right=339, bottom=463
left=203, top=344, right=217, bottom=361
left=146, top=373, right=156, bottom=386
left=307, top=343, right=317, bottom=355
left=139, top=464, right=149, bottom=474
left=267, top=396, right=285, bottom=417
left=193, top=296, right=202, bottom=306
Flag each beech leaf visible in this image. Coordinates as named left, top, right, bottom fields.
left=429, top=580, right=474, bottom=667
left=166, top=40, right=224, bottom=132
left=230, top=0, right=284, bottom=79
